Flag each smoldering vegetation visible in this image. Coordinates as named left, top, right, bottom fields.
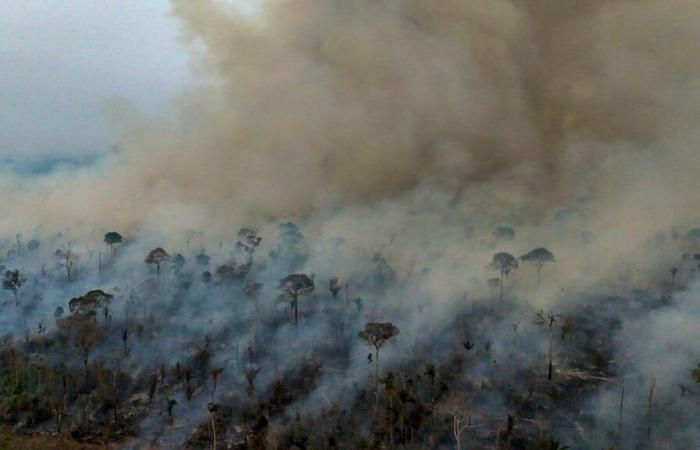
left=1, top=215, right=700, bottom=449
left=2, top=0, right=700, bottom=449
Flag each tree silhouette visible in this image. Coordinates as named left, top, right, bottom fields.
left=670, top=266, right=679, bottom=291
left=171, top=253, right=186, bottom=273
left=145, top=247, right=170, bottom=280
left=103, top=232, right=123, bottom=259
left=328, top=276, right=342, bottom=299
left=520, top=247, right=555, bottom=288
left=56, top=244, right=78, bottom=281
left=236, top=227, right=262, bottom=261
left=68, top=290, right=113, bottom=321
left=489, top=252, right=518, bottom=303
left=358, top=322, right=400, bottom=395
left=533, top=309, right=560, bottom=380
left=167, top=398, right=177, bottom=425
left=278, top=273, right=314, bottom=327
left=2, top=269, right=26, bottom=306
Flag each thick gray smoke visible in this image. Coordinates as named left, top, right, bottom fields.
left=3, top=0, right=700, bottom=242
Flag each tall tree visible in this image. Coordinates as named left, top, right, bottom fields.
left=533, top=309, right=560, bottom=380
left=145, top=247, right=170, bottom=280
left=56, top=244, right=78, bottom=281
left=278, top=273, right=314, bottom=327
left=103, top=231, right=123, bottom=259
left=520, top=247, right=555, bottom=288
left=489, top=252, right=518, bottom=303
left=358, top=322, right=400, bottom=395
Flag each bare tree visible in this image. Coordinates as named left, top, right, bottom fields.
left=145, top=247, right=170, bottom=280
left=236, top=227, right=262, bottom=261
left=208, top=402, right=220, bottom=450
left=56, top=243, right=79, bottom=281
left=278, top=273, right=315, bottom=327
left=211, top=367, right=224, bottom=401
left=533, top=310, right=560, bottom=380
left=437, top=391, right=471, bottom=450
left=489, top=252, right=518, bottom=303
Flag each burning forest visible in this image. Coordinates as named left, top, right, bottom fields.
left=2, top=1, right=700, bottom=449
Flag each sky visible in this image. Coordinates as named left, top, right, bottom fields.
left=0, top=0, right=193, bottom=157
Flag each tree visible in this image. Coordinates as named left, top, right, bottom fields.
left=58, top=315, right=104, bottom=390
left=2, top=269, right=26, bottom=306
left=167, top=398, right=177, bottom=425
left=69, top=290, right=112, bottom=318
left=489, top=252, right=518, bottom=303
left=208, top=402, right=220, bottom=450
left=145, top=247, right=170, bottom=280
left=103, top=232, right=123, bottom=259
left=236, top=227, right=262, bottom=261
left=27, top=239, right=40, bottom=253
left=520, top=247, right=555, bottom=288
left=56, top=244, right=78, bottom=281
left=121, top=329, right=129, bottom=356
left=244, top=364, right=261, bottom=396
left=437, top=391, right=471, bottom=450
left=270, top=222, right=306, bottom=266
left=533, top=310, right=560, bottom=380
left=328, top=276, right=342, bottom=298
left=647, top=376, right=656, bottom=441
left=278, top=273, right=315, bottom=327
left=424, top=363, right=437, bottom=413
left=171, top=253, right=186, bottom=273
left=358, top=322, right=400, bottom=395
left=211, top=367, right=224, bottom=401
left=196, top=252, right=210, bottom=267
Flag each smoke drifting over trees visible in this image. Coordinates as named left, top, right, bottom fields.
left=1, top=0, right=700, bottom=448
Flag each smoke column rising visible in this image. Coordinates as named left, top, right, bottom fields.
left=0, top=0, right=698, bottom=242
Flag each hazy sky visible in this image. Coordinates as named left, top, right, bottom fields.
left=0, top=0, right=193, bottom=156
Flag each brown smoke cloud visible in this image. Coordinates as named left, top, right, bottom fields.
left=3, top=0, right=700, bottom=257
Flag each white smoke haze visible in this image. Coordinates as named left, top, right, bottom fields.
left=1, top=0, right=700, bottom=448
